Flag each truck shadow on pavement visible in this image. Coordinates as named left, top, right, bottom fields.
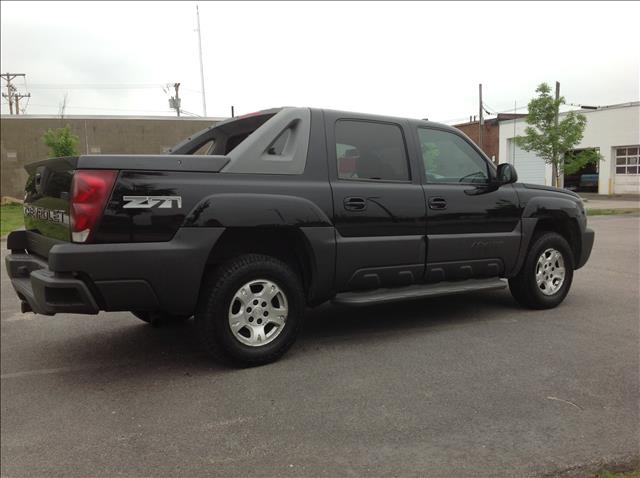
left=40, top=290, right=521, bottom=375
left=300, top=290, right=518, bottom=343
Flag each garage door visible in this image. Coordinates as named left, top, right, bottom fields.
left=614, top=146, right=640, bottom=194
left=507, top=139, right=546, bottom=185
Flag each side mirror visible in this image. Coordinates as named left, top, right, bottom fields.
left=497, top=163, right=518, bottom=185
left=465, top=163, right=518, bottom=196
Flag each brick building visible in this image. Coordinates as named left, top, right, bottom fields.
left=454, top=114, right=525, bottom=164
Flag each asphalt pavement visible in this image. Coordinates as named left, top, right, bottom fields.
left=1, top=215, right=639, bottom=477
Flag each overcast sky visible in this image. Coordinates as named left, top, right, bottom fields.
left=1, top=1, right=638, bottom=122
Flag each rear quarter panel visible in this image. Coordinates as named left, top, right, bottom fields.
left=95, top=172, right=334, bottom=243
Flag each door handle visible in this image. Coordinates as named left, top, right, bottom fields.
left=344, top=196, right=367, bottom=211
left=428, top=196, right=447, bottom=210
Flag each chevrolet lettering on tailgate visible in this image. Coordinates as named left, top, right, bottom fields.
left=23, top=204, right=67, bottom=225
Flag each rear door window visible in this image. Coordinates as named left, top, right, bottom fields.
left=335, top=120, right=410, bottom=181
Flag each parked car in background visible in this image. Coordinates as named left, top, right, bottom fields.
left=565, top=172, right=599, bottom=192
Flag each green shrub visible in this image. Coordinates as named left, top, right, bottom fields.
left=42, top=125, right=79, bottom=158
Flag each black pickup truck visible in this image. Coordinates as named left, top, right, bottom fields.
left=6, top=107, right=594, bottom=365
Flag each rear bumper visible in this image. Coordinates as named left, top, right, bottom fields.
left=5, top=228, right=224, bottom=316
left=6, top=252, right=100, bottom=315
left=576, top=227, right=595, bottom=269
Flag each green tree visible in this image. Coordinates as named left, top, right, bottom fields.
left=563, top=148, right=602, bottom=175
left=42, top=125, right=79, bottom=158
left=516, top=83, right=601, bottom=187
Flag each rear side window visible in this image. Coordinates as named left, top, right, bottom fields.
left=266, top=128, right=292, bottom=156
left=170, top=111, right=279, bottom=156
left=194, top=139, right=214, bottom=155
left=335, top=120, right=410, bottom=181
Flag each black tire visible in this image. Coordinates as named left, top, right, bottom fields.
left=132, top=311, right=191, bottom=327
left=195, top=254, right=304, bottom=367
left=509, top=232, right=574, bottom=309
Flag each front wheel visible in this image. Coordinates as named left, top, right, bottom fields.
left=509, top=232, right=574, bottom=309
left=196, top=254, right=304, bottom=366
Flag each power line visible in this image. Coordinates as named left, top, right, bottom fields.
left=22, top=74, right=31, bottom=113
left=464, top=96, right=585, bottom=122
left=23, top=103, right=173, bottom=114
left=437, top=104, right=529, bottom=125
left=567, top=102, right=599, bottom=110
left=487, top=103, right=530, bottom=115
left=483, top=102, right=499, bottom=115
left=27, top=84, right=165, bottom=90
left=179, top=109, right=201, bottom=117
left=437, top=116, right=475, bottom=124
left=499, top=105, right=529, bottom=113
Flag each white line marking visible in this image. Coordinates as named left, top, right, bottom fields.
left=546, top=395, right=583, bottom=410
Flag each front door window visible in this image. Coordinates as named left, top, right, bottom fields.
left=418, top=128, right=489, bottom=185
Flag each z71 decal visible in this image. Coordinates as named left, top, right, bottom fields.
left=122, top=196, right=182, bottom=209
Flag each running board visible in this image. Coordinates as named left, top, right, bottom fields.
left=332, top=278, right=507, bottom=306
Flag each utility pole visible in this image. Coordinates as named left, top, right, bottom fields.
left=478, top=83, right=484, bottom=151
left=1, top=73, right=26, bottom=115
left=13, top=92, right=31, bottom=115
left=2, top=85, right=15, bottom=114
left=175, top=83, right=180, bottom=117
left=553, top=81, right=560, bottom=187
left=168, top=83, right=181, bottom=117
left=196, top=4, right=207, bottom=117
left=59, top=93, right=68, bottom=119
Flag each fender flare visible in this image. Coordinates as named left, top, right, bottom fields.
left=522, top=196, right=583, bottom=221
left=184, top=193, right=336, bottom=305
left=510, top=196, right=584, bottom=276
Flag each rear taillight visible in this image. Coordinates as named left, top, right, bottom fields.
left=70, top=169, right=117, bottom=243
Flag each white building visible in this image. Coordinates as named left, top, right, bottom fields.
left=498, top=101, right=640, bottom=195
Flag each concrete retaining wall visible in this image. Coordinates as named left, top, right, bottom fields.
left=1, top=115, right=222, bottom=198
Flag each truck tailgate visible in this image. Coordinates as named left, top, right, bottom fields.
left=23, top=156, right=77, bottom=242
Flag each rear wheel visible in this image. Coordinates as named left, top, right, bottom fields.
left=509, top=232, right=574, bottom=309
left=196, top=254, right=304, bottom=366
